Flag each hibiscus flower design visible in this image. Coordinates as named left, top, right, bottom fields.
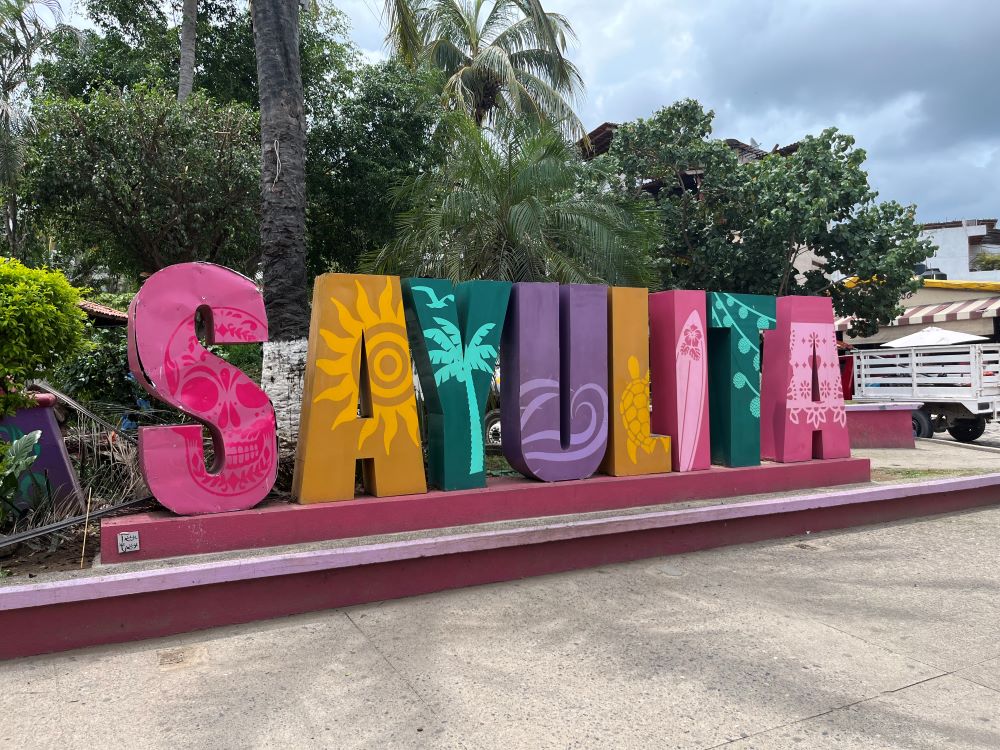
left=679, top=324, right=704, bottom=361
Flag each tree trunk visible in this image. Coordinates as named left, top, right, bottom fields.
left=178, top=0, right=198, bottom=102
left=251, top=0, right=311, bottom=446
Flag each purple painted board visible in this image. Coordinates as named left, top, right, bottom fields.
left=501, top=283, right=610, bottom=481
left=0, top=402, right=82, bottom=510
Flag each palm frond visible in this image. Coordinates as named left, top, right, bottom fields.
left=382, top=0, right=584, bottom=134
left=383, top=0, right=427, bottom=65
left=479, top=0, right=519, bottom=43
left=511, top=69, right=583, bottom=139
left=427, top=36, right=471, bottom=73
left=365, top=119, right=653, bottom=287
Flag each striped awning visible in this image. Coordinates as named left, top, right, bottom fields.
left=835, top=296, right=1000, bottom=332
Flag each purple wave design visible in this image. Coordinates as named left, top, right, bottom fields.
left=520, top=380, right=609, bottom=463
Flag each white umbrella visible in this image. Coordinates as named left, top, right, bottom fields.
left=882, top=326, right=988, bottom=348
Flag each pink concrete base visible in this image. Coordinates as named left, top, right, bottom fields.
left=4, top=471, right=1000, bottom=661
left=101, top=458, right=872, bottom=563
left=846, top=403, right=919, bottom=449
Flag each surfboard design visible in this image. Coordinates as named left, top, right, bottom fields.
left=675, top=309, right=707, bottom=472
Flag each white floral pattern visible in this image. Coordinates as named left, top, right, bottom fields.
left=784, top=323, right=847, bottom=430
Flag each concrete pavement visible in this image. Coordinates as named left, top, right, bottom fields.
left=870, top=436, right=1000, bottom=474
left=3, top=506, right=1000, bottom=749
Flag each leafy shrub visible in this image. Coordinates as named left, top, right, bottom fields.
left=87, top=291, right=136, bottom=311
left=0, top=258, right=86, bottom=416
left=53, top=325, right=144, bottom=406
left=26, top=86, right=261, bottom=281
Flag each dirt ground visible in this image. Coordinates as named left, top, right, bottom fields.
left=0, top=524, right=98, bottom=580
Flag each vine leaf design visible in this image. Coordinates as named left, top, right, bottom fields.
left=712, top=294, right=776, bottom=418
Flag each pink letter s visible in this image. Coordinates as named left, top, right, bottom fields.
left=127, top=263, right=278, bottom=514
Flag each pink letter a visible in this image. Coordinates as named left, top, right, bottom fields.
left=760, top=296, right=850, bottom=462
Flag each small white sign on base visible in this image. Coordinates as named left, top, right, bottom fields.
left=117, top=530, right=140, bottom=554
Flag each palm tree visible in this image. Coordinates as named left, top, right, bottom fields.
left=251, top=0, right=311, bottom=441
left=0, top=0, right=62, bottom=258
left=382, top=0, right=584, bottom=137
left=420, top=309, right=497, bottom=473
left=367, top=118, right=653, bottom=286
left=177, top=0, right=197, bottom=102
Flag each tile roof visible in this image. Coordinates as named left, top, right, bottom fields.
left=79, top=299, right=128, bottom=325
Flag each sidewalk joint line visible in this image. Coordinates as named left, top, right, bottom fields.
left=701, top=671, right=953, bottom=749
left=342, top=611, right=455, bottom=737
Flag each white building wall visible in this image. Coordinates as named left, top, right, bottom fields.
left=920, top=223, right=1000, bottom=281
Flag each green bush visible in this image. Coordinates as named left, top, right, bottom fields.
left=0, top=258, right=86, bottom=416
left=52, top=292, right=139, bottom=407
left=53, top=324, right=144, bottom=406
left=26, top=86, right=261, bottom=281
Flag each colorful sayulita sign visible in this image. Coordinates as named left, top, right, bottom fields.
left=127, top=263, right=850, bottom=515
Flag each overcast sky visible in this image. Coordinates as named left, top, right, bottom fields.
left=337, top=0, right=1000, bottom=222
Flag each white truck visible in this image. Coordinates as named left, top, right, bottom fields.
left=852, top=343, right=1000, bottom=442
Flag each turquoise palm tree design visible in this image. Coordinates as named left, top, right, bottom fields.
left=423, top=316, right=497, bottom=474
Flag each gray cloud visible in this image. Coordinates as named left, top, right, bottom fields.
left=341, top=0, right=1000, bottom=221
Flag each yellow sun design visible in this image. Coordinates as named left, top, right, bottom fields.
left=313, top=278, right=420, bottom=454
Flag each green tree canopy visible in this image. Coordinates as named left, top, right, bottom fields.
left=307, top=60, right=444, bottom=275
left=29, top=0, right=353, bottom=110
left=1, top=0, right=67, bottom=260
left=25, top=85, right=260, bottom=279
left=368, top=118, right=653, bottom=286
left=24, top=1, right=356, bottom=289
left=609, top=99, right=933, bottom=336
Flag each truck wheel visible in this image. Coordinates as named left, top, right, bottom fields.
left=912, top=410, right=933, bottom=439
left=483, top=409, right=502, bottom=448
left=947, top=416, right=987, bottom=443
